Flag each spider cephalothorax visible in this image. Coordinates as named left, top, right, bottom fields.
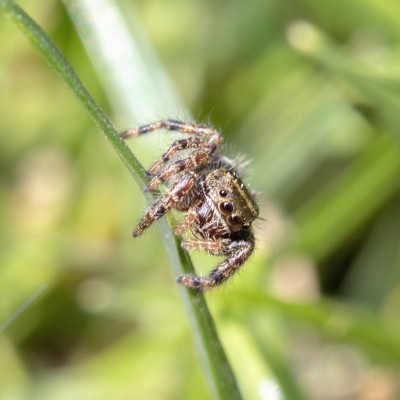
left=121, top=119, right=259, bottom=291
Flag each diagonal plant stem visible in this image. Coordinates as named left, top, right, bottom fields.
left=0, top=1, right=242, bottom=399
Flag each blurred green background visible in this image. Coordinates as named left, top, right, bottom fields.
left=1, top=0, right=400, bottom=399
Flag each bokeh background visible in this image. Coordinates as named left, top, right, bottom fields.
left=1, top=1, right=400, bottom=399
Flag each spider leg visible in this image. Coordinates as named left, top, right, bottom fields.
left=148, top=137, right=214, bottom=175
left=177, top=239, right=255, bottom=291
left=120, top=119, right=222, bottom=147
left=145, top=149, right=212, bottom=191
left=174, top=207, right=198, bottom=236
left=133, top=172, right=195, bottom=237
left=181, top=239, right=231, bottom=256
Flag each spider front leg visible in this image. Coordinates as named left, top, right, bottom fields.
left=120, top=119, right=221, bottom=146
left=174, top=206, right=199, bottom=236
left=146, top=149, right=213, bottom=191
left=181, top=238, right=232, bottom=255
left=177, top=237, right=255, bottom=291
left=148, top=137, right=215, bottom=175
left=132, top=172, right=195, bottom=237
left=120, top=120, right=222, bottom=179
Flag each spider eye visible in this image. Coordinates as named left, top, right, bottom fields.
left=219, top=201, right=233, bottom=214
left=243, top=222, right=250, bottom=230
left=219, top=190, right=228, bottom=197
left=229, top=214, right=242, bottom=225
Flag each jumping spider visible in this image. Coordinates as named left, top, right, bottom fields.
left=121, top=120, right=259, bottom=291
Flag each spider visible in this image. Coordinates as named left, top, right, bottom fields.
left=121, top=120, right=259, bottom=291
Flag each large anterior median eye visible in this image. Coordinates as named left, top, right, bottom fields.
left=219, top=201, right=233, bottom=214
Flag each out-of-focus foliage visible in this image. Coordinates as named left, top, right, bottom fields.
left=1, top=1, right=400, bottom=399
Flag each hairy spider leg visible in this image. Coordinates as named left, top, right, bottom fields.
left=145, top=149, right=213, bottom=191
left=133, top=172, right=196, bottom=237
left=120, top=119, right=222, bottom=146
left=174, top=206, right=199, bottom=236
left=181, top=238, right=232, bottom=255
left=148, top=137, right=215, bottom=175
left=177, top=238, right=254, bottom=291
